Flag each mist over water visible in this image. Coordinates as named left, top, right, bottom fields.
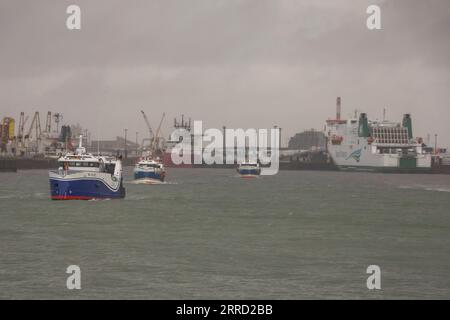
left=0, top=168, right=449, bottom=299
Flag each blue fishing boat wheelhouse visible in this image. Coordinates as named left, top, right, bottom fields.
left=48, top=136, right=125, bottom=200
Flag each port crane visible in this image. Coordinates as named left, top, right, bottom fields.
left=141, top=110, right=154, bottom=143
left=21, top=111, right=43, bottom=154
left=153, top=112, right=166, bottom=152
left=140, top=110, right=166, bottom=156
left=44, top=111, right=53, bottom=133
left=4, top=110, right=71, bottom=157
left=17, top=112, right=28, bottom=142
left=53, top=113, right=63, bottom=133
left=25, top=112, right=42, bottom=141
left=14, top=112, right=29, bottom=154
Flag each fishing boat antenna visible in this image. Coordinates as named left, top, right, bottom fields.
left=76, top=135, right=86, bottom=155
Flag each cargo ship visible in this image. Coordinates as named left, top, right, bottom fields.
left=325, top=98, right=432, bottom=173
left=163, top=115, right=195, bottom=168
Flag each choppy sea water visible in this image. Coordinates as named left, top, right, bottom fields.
left=0, top=168, right=449, bottom=299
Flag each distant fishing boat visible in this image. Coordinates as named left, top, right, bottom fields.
left=134, top=156, right=165, bottom=183
left=48, top=136, right=125, bottom=200
left=237, top=161, right=261, bottom=178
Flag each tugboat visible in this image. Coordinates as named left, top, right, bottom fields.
left=133, top=154, right=166, bottom=183
left=48, top=136, right=125, bottom=200
left=237, top=160, right=261, bottom=178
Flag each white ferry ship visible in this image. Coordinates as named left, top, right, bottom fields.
left=325, top=98, right=431, bottom=173
left=48, top=136, right=125, bottom=200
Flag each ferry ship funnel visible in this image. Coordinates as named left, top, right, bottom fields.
left=358, top=113, right=370, bottom=137
left=336, top=97, right=341, bottom=120
left=402, top=114, right=413, bottom=139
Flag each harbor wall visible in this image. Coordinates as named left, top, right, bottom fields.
left=2, top=156, right=450, bottom=174
left=0, top=158, right=17, bottom=172
left=431, top=163, right=450, bottom=174
left=279, top=161, right=337, bottom=171
left=16, top=158, right=58, bottom=170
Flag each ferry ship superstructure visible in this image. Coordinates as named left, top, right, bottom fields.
left=48, top=136, right=125, bottom=200
left=325, top=98, right=431, bottom=172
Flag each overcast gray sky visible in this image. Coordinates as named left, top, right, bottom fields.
left=1, top=0, right=449, bottom=147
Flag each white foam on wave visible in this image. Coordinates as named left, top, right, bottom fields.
left=398, top=185, right=450, bottom=193
left=233, top=174, right=260, bottom=179
left=424, top=187, right=450, bottom=193
left=88, top=198, right=111, bottom=202
left=128, top=179, right=178, bottom=185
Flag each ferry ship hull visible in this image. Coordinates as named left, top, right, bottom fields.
left=330, top=147, right=432, bottom=173
left=49, top=172, right=125, bottom=200
left=336, top=165, right=432, bottom=173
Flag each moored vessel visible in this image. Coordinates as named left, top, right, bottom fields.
left=163, top=115, right=194, bottom=168
left=325, top=98, right=431, bottom=173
